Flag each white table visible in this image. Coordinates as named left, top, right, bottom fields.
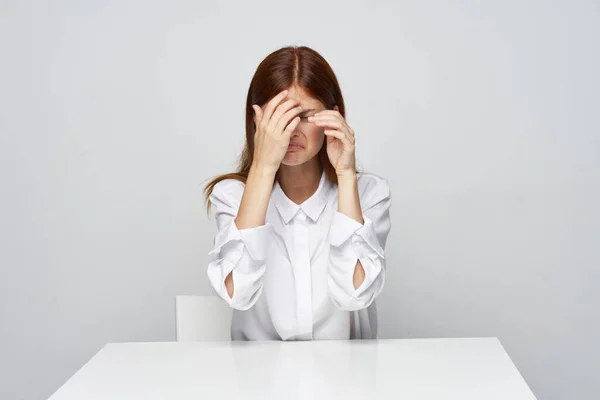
left=49, top=337, right=535, bottom=399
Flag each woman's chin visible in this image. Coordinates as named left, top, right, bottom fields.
left=281, top=149, right=320, bottom=167
left=281, top=158, right=305, bottom=167
left=281, top=153, right=306, bottom=166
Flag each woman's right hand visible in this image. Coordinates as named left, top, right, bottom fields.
left=251, top=90, right=303, bottom=173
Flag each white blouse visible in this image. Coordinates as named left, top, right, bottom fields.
left=207, top=170, right=392, bottom=341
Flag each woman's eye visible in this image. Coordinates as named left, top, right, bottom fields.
left=299, top=116, right=309, bottom=120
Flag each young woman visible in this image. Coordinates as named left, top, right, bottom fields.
left=204, top=46, right=392, bottom=341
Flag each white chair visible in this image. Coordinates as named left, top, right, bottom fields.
left=175, top=295, right=233, bottom=341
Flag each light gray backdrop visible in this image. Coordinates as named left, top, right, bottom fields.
left=1, top=1, right=598, bottom=399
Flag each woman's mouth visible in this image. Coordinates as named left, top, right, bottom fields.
left=287, top=143, right=303, bottom=151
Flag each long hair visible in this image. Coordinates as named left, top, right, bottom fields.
left=203, top=45, right=355, bottom=213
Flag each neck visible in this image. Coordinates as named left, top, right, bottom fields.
left=276, top=158, right=323, bottom=205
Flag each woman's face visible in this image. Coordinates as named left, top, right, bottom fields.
left=279, top=86, right=328, bottom=167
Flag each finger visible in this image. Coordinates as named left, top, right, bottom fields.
left=274, top=105, right=303, bottom=134
left=310, top=115, right=343, bottom=124
left=311, top=117, right=346, bottom=131
left=319, top=120, right=355, bottom=142
left=269, top=98, right=301, bottom=133
left=263, top=90, right=292, bottom=124
left=310, top=111, right=343, bottom=120
left=282, top=116, right=301, bottom=138
left=309, top=114, right=350, bottom=130
left=323, top=129, right=351, bottom=145
left=324, top=129, right=355, bottom=148
left=252, top=105, right=263, bottom=127
left=315, top=118, right=354, bottom=140
left=313, top=110, right=342, bottom=117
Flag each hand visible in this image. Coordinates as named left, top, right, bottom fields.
left=251, top=90, right=303, bottom=173
left=308, top=108, right=356, bottom=176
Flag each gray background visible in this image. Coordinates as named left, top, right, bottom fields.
left=1, top=1, right=599, bottom=399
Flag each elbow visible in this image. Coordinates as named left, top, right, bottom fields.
left=207, top=256, right=266, bottom=311
left=327, top=269, right=385, bottom=312
left=327, top=254, right=386, bottom=311
left=227, top=286, right=264, bottom=311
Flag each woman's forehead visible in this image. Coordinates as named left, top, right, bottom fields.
left=286, top=86, right=322, bottom=107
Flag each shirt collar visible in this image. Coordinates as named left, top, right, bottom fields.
left=272, top=170, right=332, bottom=224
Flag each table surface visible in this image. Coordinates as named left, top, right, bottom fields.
left=48, top=337, right=536, bottom=400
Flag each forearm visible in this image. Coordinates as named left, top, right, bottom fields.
left=235, top=163, right=277, bottom=229
left=336, top=171, right=363, bottom=224
left=223, top=163, right=275, bottom=298
left=336, top=171, right=365, bottom=289
left=327, top=173, right=391, bottom=310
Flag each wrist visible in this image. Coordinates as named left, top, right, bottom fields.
left=250, top=162, right=278, bottom=179
left=336, top=168, right=357, bottom=180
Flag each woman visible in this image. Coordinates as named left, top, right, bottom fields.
left=204, top=45, right=392, bottom=341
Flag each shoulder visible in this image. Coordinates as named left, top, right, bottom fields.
left=357, top=171, right=390, bottom=195
left=356, top=171, right=391, bottom=207
left=209, top=178, right=246, bottom=210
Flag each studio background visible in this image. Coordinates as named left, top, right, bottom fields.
left=1, top=1, right=598, bottom=399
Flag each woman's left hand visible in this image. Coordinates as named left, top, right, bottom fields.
left=308, top=108, right=356, bottom=176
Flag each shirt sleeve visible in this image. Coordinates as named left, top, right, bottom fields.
left=206, top=179, right=272, bottom=310
left=326, top=176, right=392, bottom=311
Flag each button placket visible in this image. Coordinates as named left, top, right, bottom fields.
left=292, top=210, right=312, bottom=338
